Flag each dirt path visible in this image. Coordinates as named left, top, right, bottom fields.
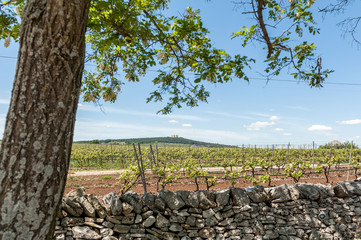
left=68, top=167, right=235, bottom=177
left=68, top=169, right=126, bottom=176
left=68, top=164, right=351, bottom=177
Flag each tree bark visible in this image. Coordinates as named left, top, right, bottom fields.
left=0, top=0, right=90, bottom=239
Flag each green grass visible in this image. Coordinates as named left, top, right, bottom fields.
left=68, top=176, right=85, bottom=181
left=101, top=176, right=114, bottom=180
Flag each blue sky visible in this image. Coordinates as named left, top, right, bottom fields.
left=1, top=1, right=361, bottom=146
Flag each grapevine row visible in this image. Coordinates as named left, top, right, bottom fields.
left=70, top=143, right=361, bottom=192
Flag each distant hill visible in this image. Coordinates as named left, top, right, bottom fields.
left=76, top=137, right=234, bottom=148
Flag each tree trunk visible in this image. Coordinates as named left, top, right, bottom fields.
left=0, top=0, right=90, bottom=239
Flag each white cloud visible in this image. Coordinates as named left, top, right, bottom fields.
left=78, top=103, right=83, bottom=107
left=274, top=128, right=284, bottom=132
left=182, top=123, right=192, bottom=127
left=168, top=120, right=178, bottom=124
left=337, top=119, right=361, bottom=125
left=283, top=133, right=292, bottom=136
left=206, top=111, right=281, bottom=121
left=307, top=125, right=332, bottom=131
left=244, top=121, right=275, bottom=131
left=0, top=99, right=10, bottom=105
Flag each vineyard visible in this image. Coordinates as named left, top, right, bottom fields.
left=68, top=143, right=361, bottom=195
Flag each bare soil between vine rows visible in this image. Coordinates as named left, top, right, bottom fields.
left=65, top=167, right=358, bottom=197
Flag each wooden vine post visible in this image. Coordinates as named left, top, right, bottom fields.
left=133, top=143, right=147, bottom=193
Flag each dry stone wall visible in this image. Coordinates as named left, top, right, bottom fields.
left=55, top=181, right=361, bottom=240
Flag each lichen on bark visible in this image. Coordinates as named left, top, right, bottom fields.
left=0, top=0, right=90, bottom=239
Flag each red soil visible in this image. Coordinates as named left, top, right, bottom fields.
left=64, top=168, right=355, bottom=197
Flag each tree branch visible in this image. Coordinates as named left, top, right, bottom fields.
left=255, top=0, right=274, bottom=58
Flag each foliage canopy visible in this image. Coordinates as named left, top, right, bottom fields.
left=2, top=0, right=357, bottom=113
left=319, top=141, right=359, bottom=149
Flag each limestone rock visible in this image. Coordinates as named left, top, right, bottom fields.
left=121, top=216, right=134, bottom=225
left=143, top=193, right=156, bottom=209
left=263, top=230, right=279, bottom=239
left=333, top=183, right=349, bottom=197
left=55, top=182, right=361, bottom=240
left=177, top=191, right=199, bottom=208
left=143, top=216, right=156, bottom=227
left=54, top=234, right=65, bottom=240
left=181, top=237, right=191, bottom=240
left=102, top=192, right=122, bottom=215
left=163, top=232, right=177, bottom=239
left=61, top=217, right=84, bottom=227
left=147, top=234, right=161, bottom=240
left=133, top=214, right=141, bottom=224
left=62, top=197, right=83, bottom=217
left=66, top=187, right=85, bottom=201
left=142, top=210, right=154, bottom=219
left=198, top=191, right=216, bottom=209
left=72, top=226, right=101, bottom=239
left=146, top=228, right=163, bottom=238
left=121, top=192, right=143, bottom=214
left=113, top=224, right=131, bottom=234
left=294, top=183, right=330, bottom=201
left=122, top=202, right=134, bottom=215
left=143, top=193, right=165, bottom=211
left=202, top=208, right=215, bottom=218
left=155, top=214, right=170, bottom=228
left=100, top=228, right=114, bottom=237
left=334, top=181, right=361, bottom=197
left=88, top=194, right=107, bottom=219
left=215, top=189, right=230, bottom=207
left=78, top=196, right=96, bottom=217
left=230, top=188, right=251, bottom=206
left=169, top=223, right=183, bottom=232
left=102, top=236, right=118, bottom=240
left=246, top=185, right=270, bottom=202
left=268, top=184, right=293, bottom=202
left=84, top=221, right=103, bottom=229
left=198, top=228, right=216, bottom=239
left=159, top=189, right=185, bottom=210
left=155, top=197, right=166, bottom=210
